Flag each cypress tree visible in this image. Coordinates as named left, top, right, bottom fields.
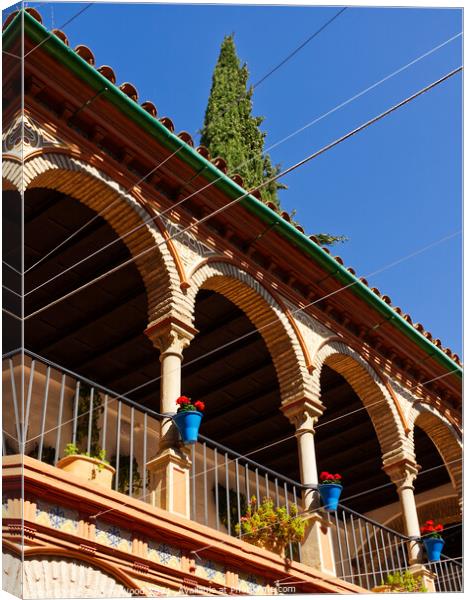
left=200, top=35, right=282, bottom=208
left=201, top=35, right=346, bottom=245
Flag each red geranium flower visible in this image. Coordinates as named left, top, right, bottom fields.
left=176, top=396, right=191, bottom=405
left=326, top=474, right=335, bottom=480
left=425, top=520, right=434, bottom=526
left=194, top=401, right=205, bottom=412
left=320, top=472, right=329, bottom=480
left=334, top=474, right=342, bottom=480
left=435, top=524, right=443, bottom=532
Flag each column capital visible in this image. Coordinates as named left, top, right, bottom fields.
left=281, top=398, right=324, bottom=433
left=383, top=458, right=421, bottom=491
left=145, top=316, right=197, bottom=357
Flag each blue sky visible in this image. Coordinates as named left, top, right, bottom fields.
left=13, top=2, right=463, bottom=355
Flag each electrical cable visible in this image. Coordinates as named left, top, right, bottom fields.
left=23, top=6, right=348, bottom=275
left=20, top=66, right=463, bottom=322
left=17, top=231, right=462, bottom=446
left=22, top=31, right=462, bottom=289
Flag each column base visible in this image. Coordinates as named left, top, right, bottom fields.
left=147, top=447, right=191, bottom=519
left=408, top=564, right=437, bottom=593
left=301, top=511, right=336, bottom=576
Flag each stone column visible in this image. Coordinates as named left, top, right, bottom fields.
left=385, top=460, right=423, bottom=564
left=145, top=317, right=197, bottom=518
left=282, top=399, right=336, bottom=575
left=384, top=459, right=436, bottom=591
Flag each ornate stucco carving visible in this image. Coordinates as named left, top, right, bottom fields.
left=2, top=113, right=67, bottom=159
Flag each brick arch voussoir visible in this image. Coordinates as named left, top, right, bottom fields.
left=19, top=154, right=186, bottom=324
left=313, top=340, right=411, bottom=465
left=187, top=261, right=313, bottom=404
left=410, top=403, right=462, bottom=501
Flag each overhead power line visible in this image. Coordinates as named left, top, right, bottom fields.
left=24, top=6, right=347, bottom=275
left=20, top=66, right=462, bottom=322
left=22, top=30, right=462, bottom=295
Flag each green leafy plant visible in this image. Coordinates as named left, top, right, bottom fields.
left=382, top=571, right=427, bottom=592
left=235, top=496, right=305, bottom=549
left=214, top=484, right=247, bottom=533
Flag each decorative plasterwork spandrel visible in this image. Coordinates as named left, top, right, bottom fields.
left=159, top=215, right=218, bottom=269
left=2, top=113, right=67, bottom=159
left=283, top=299, right=335, bottom=352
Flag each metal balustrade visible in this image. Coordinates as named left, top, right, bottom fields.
left=330, top=505, right=410, bottom=589
left=431, top=555, right=463, bottom=592
left=2, top=349, right=463, bottom=592
left=191, top=435, right=303, bottom=561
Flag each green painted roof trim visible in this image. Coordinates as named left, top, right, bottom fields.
left=7, top=10, right=461, bottom=378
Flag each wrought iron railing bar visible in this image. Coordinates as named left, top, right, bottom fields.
left=293, top=485, right=302, bottom=562
left=357, top=518, right=369, bottom=590
left=225, top=452, right=231, bottom=536
left=373, top=525, right=384, bottom=583
left=386, top=531, right=396, bottom=574
left=72, top=381, right=80, bottom=445
left=2, top=347, right=23, bottom=359
left=86, top=387, right=95, bottom=456
left=9, top=358, right=22, bottom=450
left=115, top=401, right=121, bottom=492
left=37, top=366, right=51, bottom=461
left=24, top=359, right=36, bottom=443
left=337, top=503, right=409, bottom=539
left=203, top=442, right=208, bottom=526
left=341, top=510, right=354, bottom=580
left=198, top=432, right=303, bottom=487
left=349, top=513, right=363, bottom=588
left=255, top=468, right=260, bottom=502
left=284, top=482, right=293, bottom=559
left=54, top=373, right=66, bottom=465
left=21, top=348, right=166, bottom=420
left=399, top=539, right=409, bottom=571
left=379, top=528, right=390, bottom=574
left=364, top=521, right=378, bottom=588
left=447, top=561, right=458, bottom=591
left=142, top=412, right=147, bottom=501
left=440, top=553, right=463, bottom=567
left=214, top=448, right=219, bottom=531
left=101, top=393, right=108, bottom=455
left=129, top=407, right=135, bottom=496
left=455, top=563, right=463, bottom=590
left=333, top=510, right=346, bottom=580
left=439, top=563, right=449, bottom=593
left=245, top=463, right=250, bottom=503
left=235, top=459, right=241, bottom=538
left=191, top=444, right=196, bottom=521
left=265, top=473, right=270, bottom=499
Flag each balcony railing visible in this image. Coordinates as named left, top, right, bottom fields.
left=2, top=349, right=463, bottom=592
left=330, top=505, right=411, bottom=590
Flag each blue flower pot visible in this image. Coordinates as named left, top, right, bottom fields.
left=318, top=483, right=343, bottom=511
left=423, top=537, right=444, bottom=562
left=174, top=410, right=203, bottom=444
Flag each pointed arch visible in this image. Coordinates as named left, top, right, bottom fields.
left=7, top=153, right=188, bottom=324
left=311, top=338, right=412, bottom=466
left=186, top=260, right=313, bottom=405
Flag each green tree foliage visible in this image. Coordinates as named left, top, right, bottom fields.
left=201, top=35, right=346, bottom=245
left=200, top=35, right=283, bottom=208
